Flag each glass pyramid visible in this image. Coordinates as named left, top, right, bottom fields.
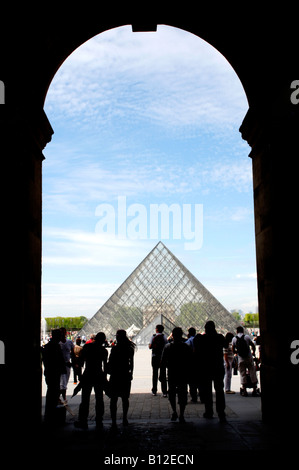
left=79, top=241, right=240, bottom=344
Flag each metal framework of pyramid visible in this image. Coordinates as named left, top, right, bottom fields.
left=78, top=241, right=240, bottom=344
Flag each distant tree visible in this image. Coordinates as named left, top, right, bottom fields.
left=45, top=316, right=88, bottom=331
left=231, top=310, right=242, bottom=322
left=244, top=313, right=259, bottom=328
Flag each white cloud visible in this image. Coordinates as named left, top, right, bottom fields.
left=42, top=227, right=154, bottom=268
left=43, top=155, right=253, bottom=220
left=43, top=25, right=250, bottom=219
left=45, top=25, right=247, bottom=133
left=208, top=160, right=252, bottom=193
left=42, top=26, right=255, bottom=317
left=205, top=277, right=258, bottom=314
left=42, top=282, right=119, bottom=317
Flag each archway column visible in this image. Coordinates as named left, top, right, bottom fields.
left=240, top=105, right=299, bottom=423
left=0, top=105, right=53, bottom=433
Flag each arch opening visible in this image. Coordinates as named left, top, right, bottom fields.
left=42, top=24, right=258, bottom=416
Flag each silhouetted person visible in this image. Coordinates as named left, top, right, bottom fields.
left=255, top=334, right=261, bottom=365
left=59, top=327, right=74, bottom=401
left=160, top=327, right=193, bottom=423
left=73, top=337, right=83, bottom=384
left=86, top=334, right=96, bottom=344
left=232, top=326, right=260, bottom=396
left=148, top=324, right=168, bottom=396
left=224, top=332, right=235, bottom=394
left=194, top=321, right=226, bottom=422
left=74, top=332, right=108, bottom=430
left=42, top=329, right=66, bottom=425
left=185, top=327, right=198, bottom=402
left=107, top=329, right=135, bottom=429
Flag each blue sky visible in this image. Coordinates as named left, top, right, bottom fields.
left=42, top=25, right=258, bottom=318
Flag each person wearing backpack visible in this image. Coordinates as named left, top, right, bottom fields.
left=149, top=324, right=168, bottom=396
left=232, top=326, right=260, bottom=397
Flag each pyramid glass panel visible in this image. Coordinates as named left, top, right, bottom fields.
left=78, top=241, right=240, bottom=343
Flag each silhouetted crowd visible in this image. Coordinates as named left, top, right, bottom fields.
left=41, top=321, right=260, bottom=428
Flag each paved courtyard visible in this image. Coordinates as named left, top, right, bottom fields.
left=40, top=346, right=294, bottom=461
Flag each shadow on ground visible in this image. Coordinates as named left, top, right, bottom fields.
left=38, top=392, right=294, bottom=462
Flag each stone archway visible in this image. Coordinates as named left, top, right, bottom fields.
left=1, top=13, right=298, bottom=435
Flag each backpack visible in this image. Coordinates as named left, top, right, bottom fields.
left=235, top=334, right=250, bottom=358
left=151, top=334, right=166, bottom=355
